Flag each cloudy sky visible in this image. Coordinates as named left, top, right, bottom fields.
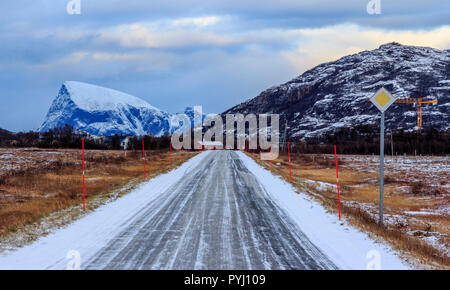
left=0, top=0, right=449, bottom=131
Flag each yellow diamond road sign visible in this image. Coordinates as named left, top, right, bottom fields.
left=369, top=87, right=397, bottom=112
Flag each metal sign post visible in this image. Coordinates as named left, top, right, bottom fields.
left=379, top=111, right=384, bottom=225
left=369, top=87, right=397, bottom=226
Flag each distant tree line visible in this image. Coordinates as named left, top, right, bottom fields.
left=0, top=124, right=171, bottom=150
left=289, top=125, right=450, bottom=155
left=124, top=135, right=171, bottom=151
left=1, top=124, right=448, bottom=155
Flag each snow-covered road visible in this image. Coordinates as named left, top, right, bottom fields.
left=0, top=151, right=408, bottom=269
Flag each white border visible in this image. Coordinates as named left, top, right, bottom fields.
left=369, top=87, right=397, bottom=112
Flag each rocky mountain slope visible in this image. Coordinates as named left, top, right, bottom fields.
left=224, top=42, right=450, bottom=140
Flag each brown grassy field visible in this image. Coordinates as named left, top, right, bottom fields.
left=247, top=151, right=449, bottom=269
left=0, top=148, right=195, bottom=238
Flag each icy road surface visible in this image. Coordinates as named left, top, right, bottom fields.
left=85, top=150, right=335, bottom=269
left=0, top=151, right=408, bottom=269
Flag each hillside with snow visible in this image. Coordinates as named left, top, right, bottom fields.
left=224, top=42, right=450, bottom=139
left=39, top=82, right=205, bottom=137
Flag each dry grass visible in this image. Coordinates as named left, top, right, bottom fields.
left=0, top=148, right=195, bottom=236
left=249, top=151, right=450, bottom=269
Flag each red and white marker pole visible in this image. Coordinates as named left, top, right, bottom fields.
left=288, top=141, right=291, bottom=182
left=334, top=145, right=341, bottom=220
left=170, top=141, right=172, bottom=169
left=270, top=145, right=272, bottom=172
left=142, top=139, right=146, bottom=179
left=82, top=139, right=85, bottom=211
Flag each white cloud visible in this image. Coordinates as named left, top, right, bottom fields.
left=281, top=24, right=450, bottom=73
left=171, top=16, right=221, bottom=27
left=30, top=51, right=89, bottom=69
left=26, top=22, right=450, bottom=84
left=21, top=19, right=450, bottom=81
left=98, top=21, right=238, bottom=48
left=94, top=19, right=450, bottom=56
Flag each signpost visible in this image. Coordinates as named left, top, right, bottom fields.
left=82, top=139, right=85, bottom=211
left=369, top=87, right=397, bottom=225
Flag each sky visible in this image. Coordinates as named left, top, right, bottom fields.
left=0, top=0, right=449, bottom=132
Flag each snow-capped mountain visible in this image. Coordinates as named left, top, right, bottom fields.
left=177, top=106, right=207, bottom=127
left=224, top=42, right=450, bottom=139
left=40, top=81, right=200, bottom=137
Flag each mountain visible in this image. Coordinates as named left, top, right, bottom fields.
left=178, top=106, right=207, bottom=127
left=224, top=42, right=450, bottom=140
left=40, top=81, right=201, bottom=137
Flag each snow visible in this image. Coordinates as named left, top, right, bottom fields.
left=404, top=211, right=435, bottom=216
left=0, top=152, right=210, bottom=270
left=64, top=81, right=159, bottom=112
left=237, top=152, right=410, bottom=270
left=39, top=81, right=175, bottom=136
left=39, top=81, right=208, bottom=137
